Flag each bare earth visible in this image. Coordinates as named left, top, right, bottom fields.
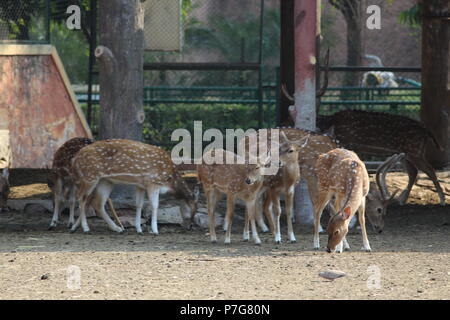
left=0, top=170, right=449, bottom=300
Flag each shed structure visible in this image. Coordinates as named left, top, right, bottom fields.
left=0, top=44, right=92, bottom=168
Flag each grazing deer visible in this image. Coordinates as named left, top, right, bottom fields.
left=316, top=110, right=446, bottom=206
left=70, top=139, right=199, bottom=234
left=283, top=59, right=445, bottom=206
left=364, top=153, right=404, bottom=233
left=48, top=137, right=123, bottom=230
left=319, top=110, right=446, bottom=206
left=48, top=137, right=94, bottom=229
left=0, top=168, right=10, bottom=212
left=197, top=148, right=271, bottom=245
left=314, top=148, right=372, bottom=253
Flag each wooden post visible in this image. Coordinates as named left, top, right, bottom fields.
left=97, top=0, right=145, bottom=141
left=293, top=0, right=317, bottom=226
left=280, top=0, right=295, bottom=125
left=420, top=0, right=450, bottom=168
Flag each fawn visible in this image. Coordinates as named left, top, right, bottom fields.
left=70, top=139, right=199, bottom=234
left=314, top=148, right=372, bottom=253
left=197, top=148, right=272, bottom=245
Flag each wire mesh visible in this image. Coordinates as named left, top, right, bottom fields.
left=0, top=0, right=49, bottom=43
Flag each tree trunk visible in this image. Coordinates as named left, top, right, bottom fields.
left=293, top=0, right=317, bottom=226
left=329, top=0, right=363, bottom=86
left=420, top=0, right=449, bottom=168
left=97, top=0, right=144, bottom=141
left=344, top=13, right=362, bottom=86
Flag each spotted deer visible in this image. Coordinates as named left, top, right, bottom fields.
left=283, top=70, right=446, bottom=206
left=314, top=148, right=372, bottom=253
left=0, top=168, right=9, bottom=212
left=70, top=139, right=199, bottom=234
left=197, top=148, right=271, bottom=245
left=261, top=132, right=310, bottom=243
left=48, top=137, right=94, bottom=229
left=365, top=153, right=405, bottom=233
left=318, top=110, right=446, bottom=206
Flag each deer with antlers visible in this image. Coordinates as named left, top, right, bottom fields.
left=263, top=128, right=398, bottom=236
left=69, top=139, right=199, bottom=234
left=282, top=52, right=446, bottom=206
left=314, top=148, right=372, bottom=253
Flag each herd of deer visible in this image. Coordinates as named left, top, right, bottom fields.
left=0, top=54, right=446, bottom=253
left=0, top=104, right=444, bottom=253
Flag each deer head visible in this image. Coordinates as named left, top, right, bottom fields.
left=365, top=153, right=404, bottom=233
left=0, top=168, right=10, bottom=212
left=327, top=207, right=352, bottom=252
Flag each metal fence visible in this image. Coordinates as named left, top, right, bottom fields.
left=0, top=0, right=50, bottom=43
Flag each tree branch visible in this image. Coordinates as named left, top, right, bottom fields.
left=95, top=45, right=117, bottom=75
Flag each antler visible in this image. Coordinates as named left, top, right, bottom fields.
left=281, top=48, right=330, bottom=102
left=316, top=48, right=330, bottom=98
left=375, top=153, right=405, bottom=202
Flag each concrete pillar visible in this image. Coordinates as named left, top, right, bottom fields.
left=293, top=0, right=318, bottom=226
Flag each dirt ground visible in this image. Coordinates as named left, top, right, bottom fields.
left=0, top=169, right=449, bottom=300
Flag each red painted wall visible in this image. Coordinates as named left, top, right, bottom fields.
left=0, top=54, right=90, bottom=168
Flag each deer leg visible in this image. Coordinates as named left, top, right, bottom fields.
left=416, top=158, right=446, bottom=206
left=93, top=181, right=122, bottom=233
left=342, top=237, right=351, bottom=251
left=205, top=188, right=219, bottom=243
left=398, top=159, right=418, bottom=205
left=307, top=176, right=324, bottom=233
left=247, top=199, right=261, bottom=245
left=262, top=193, right=275, bottom=234
left=285, top=187, right=296, bottom=243
left=132, top=187, right=145, bottom=234
left=313, top=192, right=331, bottom=250
left=272, top=193, right=282, bottom=244
left=357, top=198, right=372, bottom=252
left=224, top=195, right=235, bottom=244
left=67, top=186, right=76, bottom=228
left=147, top=187, right=160, bottom=235
left=243, top=207, right=250, bottom=241
left=49, top=177, right=63, bottom=229
left=255, top=194, right=269, bottom=233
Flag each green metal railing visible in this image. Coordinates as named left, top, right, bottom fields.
left=76, top=84, right=421, bottom=145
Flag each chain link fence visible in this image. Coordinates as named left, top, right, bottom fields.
left=0, top=0, right=49, bottom=43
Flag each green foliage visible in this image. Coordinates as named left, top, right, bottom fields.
left=142, top=103, right=275, bottom=147
left=398, top=4, right=421, bottom=28
left=50, top=21, right=89, bottom=83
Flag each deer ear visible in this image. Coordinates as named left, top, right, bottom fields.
left=342, top=207, right=352, bottom=220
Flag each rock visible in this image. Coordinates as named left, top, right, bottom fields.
left=23, top=203, right=50, bottom=216
left=194, top=212, right=223, bottom=229
left=40, top=273, right=50, bottom=280
left=319, top=270, right=346, bottom=281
